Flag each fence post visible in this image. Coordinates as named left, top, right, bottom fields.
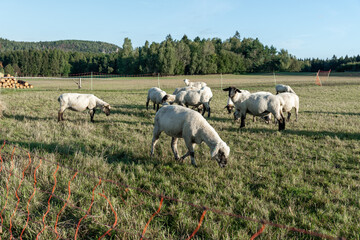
left=91, top=72, right=93, bottom=90
left=158, top=73, right=160, bottom=88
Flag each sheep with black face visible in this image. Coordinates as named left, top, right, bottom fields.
left=223, top=86, right=286, bottom=131
left=150, top=105, right=230, bottom=168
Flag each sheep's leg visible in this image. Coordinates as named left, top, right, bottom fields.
left=153, top=103, right=156, bottom=110
left=171, top=137, right=180, bottom=160
left=253, top=116, right=256, bottom=122
left=287, top=112, right=291, bottom=122
left=240, top=114, right=246, bottom=128
left=295, top=108, right=298, bottom=122
left=156, top=104, right=159, bottom=112
left=203, top=103, right=210, bottom=118
left=150, top=127, right=161, bottom=157
left=181, top=140, right=196, bottom=167
left=146, top=99, right=150, bottom=110
left=201, top=104, right=206, bottom=116
left=61, top=112, right=64, bottom=121
left=58, top=111, right=62, bottom=122
left=89, top=109, right=95, bottom=122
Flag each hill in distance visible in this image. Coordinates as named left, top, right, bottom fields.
left=0, top=38, right=120, bottom=54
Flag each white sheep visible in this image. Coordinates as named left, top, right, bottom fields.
left=277, top=92, right=299, bottom=122
left=223, top=87, right=285, bottom=131
left=184, top=79, right=207, bottom=89
left=275, top=84, right=296, bottom=94
left=146, top=87, right=167, bottom=112
left=173, top=86, right=198, bottom=95
left=164, top=86, right=213, bottom=117
left=58, top=93, right=111, bottom=122
left=223, top=90, right=269, bottom=123
left=150, top=105, right=230, bottom=167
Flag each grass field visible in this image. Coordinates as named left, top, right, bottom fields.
left=0, top=73, right=359, bottom=239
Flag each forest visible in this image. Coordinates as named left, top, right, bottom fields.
left=1, top=32, right=360, bottom=77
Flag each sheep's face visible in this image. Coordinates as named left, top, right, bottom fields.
left=103, top=105, right=111, bottom=116
left=214, top=150, right=228, bottom=168
left=224, top=105, right=234, bottom=114
left=161, top=95, right=169, bottom=104
left=233, top=110, right=241, bottom=121
left=212, top=143, right=230, bottom=168
left=223, top=86, right=241, bottom=99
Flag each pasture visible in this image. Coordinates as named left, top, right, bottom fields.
left=0, top=73, right=359, bottom=239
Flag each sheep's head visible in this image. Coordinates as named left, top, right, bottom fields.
left=224, top=104, right=234, bottom=114
left=211, top=142, right=230, bottom=168
left=161, top=95, right=169, bottom=104
left=184, top=79, right=190, bottom=86
left=102, top=104, right=111, bottom=116
left=233, top=109, right=241, bottom=121
left=223, top=86, right=241, bottom=99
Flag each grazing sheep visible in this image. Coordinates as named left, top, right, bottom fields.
left=173, top=86, right=198, bottom=95
left=275, top=84, right=296, bottom=94
left=150, top=105, right=230, bottom=167
left=58, top=93, right=111, bottom=122
left=277, top=92, right=299, bottom=122
left=184, top=79, right=207, bottom=89
left=223, top=86, right=285, bottom=131
left=163, top=86, right=213, bottom=117
left=146, top=87, right=167, bottom=112
left=224, top=90, right=270, bottom=123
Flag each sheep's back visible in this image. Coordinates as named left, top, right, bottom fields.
left=184, top=91, right=201, bottom=105
left=59, top=93, right=94, bottom=111
left=155, top=106, right=201, bottom=137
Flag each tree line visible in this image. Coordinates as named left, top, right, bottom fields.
left=0, top=33, right=359, bottom=77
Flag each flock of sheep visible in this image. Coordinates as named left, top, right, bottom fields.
left=57, top=79, right=299, bottom=168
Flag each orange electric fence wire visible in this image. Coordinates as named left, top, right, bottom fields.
left=140, top=197, right=164, bottom=240
left=250, top=223, right=266, bottom=240
left=19, top=158, right=41, bottom=239
left=74, top=178, right=102, bottom=240
left=54, top=171, right=78, bottom=240
left=97, top=191, right=118, bottom=240
left=36, top=164, right=59, bottom=239
left=1, top=140, right=345, bottom=240
left=18, top=153, right=34, bottom=239
left=186, top=208, right=207, bottom=240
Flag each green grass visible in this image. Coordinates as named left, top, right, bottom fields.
left=0, top=74, right=359, bottom=239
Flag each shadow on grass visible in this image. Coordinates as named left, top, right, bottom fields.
left=225, top=126, right=360, bottom=140
left=6, top=140, right=155, bottom=166
left=4, top=113, right=55, bottom=121
left=303, top=110, right=360, bottom=116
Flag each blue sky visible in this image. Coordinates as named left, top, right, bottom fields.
left=2, top=0, right=360, bottom=59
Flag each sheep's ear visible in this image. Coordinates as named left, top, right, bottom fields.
left=162, top=95, right=169, bottom=102
left=223, top=87, right=230, bottom=91
left=235, top=89, right=241, bottom=93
